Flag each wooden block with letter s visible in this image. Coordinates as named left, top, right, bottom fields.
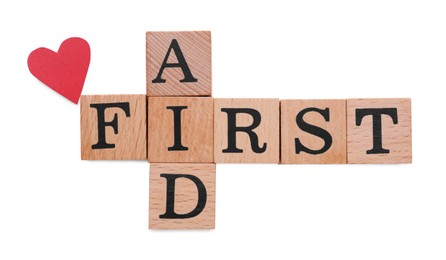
left=80, top=95, right=147, bottom=160
left=281, top=99, right=347, bottom=164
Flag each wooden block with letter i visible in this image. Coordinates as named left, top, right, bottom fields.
left=80, top=95, right=147, bottom=160
left=214, top=98, right=280, bottom=163
left=347, top=98, right=412, bottom=164
left=281, top=99, right=347, bottom=164
left=149, top=163, right=216, bottom=229
left=148, top=97, right=214, bottom=163
left=146, top=31, right=212, bottom=96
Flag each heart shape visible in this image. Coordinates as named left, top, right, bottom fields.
left=28, top=37, right=90, bottom=104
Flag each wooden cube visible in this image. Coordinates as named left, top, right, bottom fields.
left=214, top=98, right=279, bottom=163
left=80, top=95, right=146, bottom=160
left=347, top=98, right=412, bottom=164
left=148, top=97, right=214, bottom=163
left=149, top=163, right=216, bottom=229
left=281, top=99, right=346, bottom=164
left=146, top=31, right=212, bottom=96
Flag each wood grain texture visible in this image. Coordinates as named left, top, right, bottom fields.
left=146, top=31, right=212, bottom=96
left=214, top=98, right=280, bottom=163
left=148, top=97, right=214, bottom=163
left=80, top=95, right=146, bottom=160
left=281, top=99, right=346, bottom=164
left=149, top=163, right=216, bottom=229
left=347, top=98, right=412, bottom=164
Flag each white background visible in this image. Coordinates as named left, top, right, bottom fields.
left=1, top=0, right=445, bottom=259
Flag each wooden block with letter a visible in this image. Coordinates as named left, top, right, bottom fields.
left=214, top=98, right=280, bottom=163
left=148, top=97, right=214, bottom=163
left=149, top=163, right=216, bottom=229
left=80, top=95, right=146, bottom=160
left=146, top=31, right=212, bottom=96
left=281, top=99, right=346, bottom=164
left=347, top=98, right=412, bottom=164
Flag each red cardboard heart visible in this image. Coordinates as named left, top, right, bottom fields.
left=28, top=37, right=90, bottom=104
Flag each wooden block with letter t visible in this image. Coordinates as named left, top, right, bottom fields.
left=214, top=98, right=280, bottom=163
left=149, top=163, right=216, bottom=229
left=80, top=95, right=146, bottom=160
left=148, top=97, right=214, bottom=163
left=347, top=98, right=412, bottom=164
left=146, top=31, right=212, bottom=96
left=281, top=99, right=347, bottom=164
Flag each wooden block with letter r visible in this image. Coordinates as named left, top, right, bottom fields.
left=149, top=163, right=216, bottom=229
left=148, top=97, right=214, bottom=163
left=146, top=31, right=212, bottom=96
left=214, top=98, right=280, bottom=163
left=80, top=95, right=147, bottom=160
left=347, top=98, right=412, bottom=164
left=281, top=99, right=347, bottom=164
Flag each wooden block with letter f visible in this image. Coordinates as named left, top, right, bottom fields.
left=80, top=95, right=147, bottom=160
left=146, top=31, right=212, bottom=96
left=149, top=163, right=216, bottom=229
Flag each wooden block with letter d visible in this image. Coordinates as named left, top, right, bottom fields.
left=146, top=31, right=212, bottom=96
left=149, top=163, right=216, bottom=229
left=347, top=98, right=412, bottom=164
left=214, top=98, right=280, bottom=163
left=80, top=95, right=146, bottom=160
left=281, top=99, right=347, bottom=164
left=148, top=97, right=214, bottom=163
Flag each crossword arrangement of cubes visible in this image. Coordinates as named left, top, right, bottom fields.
left=80, top=31, right=412, bottom=229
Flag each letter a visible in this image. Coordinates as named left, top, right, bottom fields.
left=152, top=39, right=198, bottom=84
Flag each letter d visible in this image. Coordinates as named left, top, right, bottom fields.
left=159, top=174, right=207, bottom=219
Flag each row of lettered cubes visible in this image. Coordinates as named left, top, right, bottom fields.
left=80, top=95, right=412, bottom=164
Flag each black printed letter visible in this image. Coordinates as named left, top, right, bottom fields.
left=90, top=102, right=130, bottom=149
left=355, top=108, right=398, bottom=154
left=159, top=174, right=207, bottom=219
left=295, top=107, right=333, bottom=155
left=152, top=39, right=198, bottom=83
left=166, top=106, right=188, bottom=151
left=221, top=108, right=267, bottom=153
